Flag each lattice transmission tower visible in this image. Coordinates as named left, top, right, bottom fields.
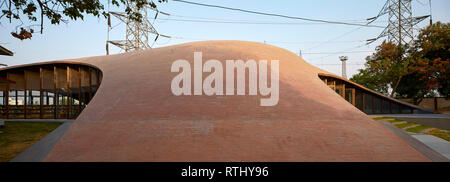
left=366, top=0, right=430, bottom=45
left=106, top=1, right=170, bottom=55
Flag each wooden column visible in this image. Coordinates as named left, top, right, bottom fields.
left=54, top=66, right=57, bottom=119
left=24, top=70, right=27, bottom=119
left=78, top=66, right=82, bottom=115
left=5, top=73, right=9, bottom=119
left=389, top=101, right=392, bottom=114
left=67, top=66, right=71, bottom=119
left=434, top=97, right=438, bottom=113
left=97, top=70, right=100, bottom=86
left=351, top=88, right=355, bottom=106
left=46, top=91, right=49, bottom=106
left=362, top=92, right=366, bottom=113
left=371, top=95, right=375, bottom=114
left=88, top=68, right=92, bottom=101
left=40, top=67, right=43, bottom=119
left=380, top=100, right=383, bottom=113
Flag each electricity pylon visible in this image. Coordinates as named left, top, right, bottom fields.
left=366, top=0, right=430, bottom=45
left=106, top=1, right=170, bottom=55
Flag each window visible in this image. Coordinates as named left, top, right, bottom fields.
left=345, top=89, right=354, bottom=105
left=401, top=105, right=412, bottom=114
left=373, top=97, right=381, bottom=113
left=391, top=103, right=399, bottom=113
left=0, top=91, right=4, bottom=105
left=364, top=93, right=372, bottom=114
left=355, top=90, right=363, bottom=110
left=382, top=100, right=390, bottom=114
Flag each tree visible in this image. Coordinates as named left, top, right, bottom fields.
left=408, top=22, right=450, bottom=98
left=351, top=22, right=449, bottom=103
left=1, top=0, right=167, bottom=40
left=350, top=41, right=409, bottom=96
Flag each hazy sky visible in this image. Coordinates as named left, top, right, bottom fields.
left=1, top=0, right=449, bottom=77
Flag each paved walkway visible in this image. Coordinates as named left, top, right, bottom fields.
left=373, top=116, right=449, bottom=161
left=11, top=121, right=74, bottom=162
left=411, top=134, right=450, bottom=159
left=378, top=121, right=449, bottom=161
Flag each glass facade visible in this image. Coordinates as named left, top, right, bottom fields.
left=0, top=64, right=101, bottom=119
left=382, top=100, right=390, bottom=114
left=319, top=75, right=419, bottom=115
left=364, top=93, right=373, bottom=114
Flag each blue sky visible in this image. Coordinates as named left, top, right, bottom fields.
left=0, top=0, right=449, bottom=77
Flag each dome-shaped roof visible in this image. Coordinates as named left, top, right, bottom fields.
left=43, top=41, right=428, bottom=161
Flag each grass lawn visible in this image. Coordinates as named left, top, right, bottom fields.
left=426, top=129, right=450, bottom=142
left=394, top=122, right=417, bottom=129
left=405, top=125, right=431, bottom=133
left=0, top=122, right=62, bottom=162
left=373, top=116, right=450, bottom=142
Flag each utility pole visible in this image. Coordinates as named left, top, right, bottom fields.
left=106, top=1, right=170, bottom=55
left=339, top=56, right=348, bottom=79
left=366, top=0, right=430, bottom=45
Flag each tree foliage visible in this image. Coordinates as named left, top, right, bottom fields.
left=350, top=22, right=449, bottom=102
left=408, top=22, right=450, bottom=98
left=1, top=0, right=167, bottom=40
left=350, top=41, right=408, bottom=96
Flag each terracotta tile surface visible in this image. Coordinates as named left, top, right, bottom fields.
left=41, top=41, right=429, bottom=161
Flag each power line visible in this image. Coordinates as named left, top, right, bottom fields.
left=172, top=0, right=385, bottom=28
left=304, top=27, right=364, bottom=51
left=168, top=13, right=383, bottom=23
left=170, top=36, right=367, bottom=45
left=302, top=50, right=374, bottom=55
left=306, top=43, right=370, bottom=61
left=156, top=18, right=386, bottom=25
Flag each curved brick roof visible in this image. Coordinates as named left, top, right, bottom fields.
left=37, top=40, right=428, bottom=161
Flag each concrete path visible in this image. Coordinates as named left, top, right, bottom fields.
left=411, top=134, right=450, bottom=160
left=11, top=121, right=74, bottom=162
left=378, top=121, right=449, bottom=162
